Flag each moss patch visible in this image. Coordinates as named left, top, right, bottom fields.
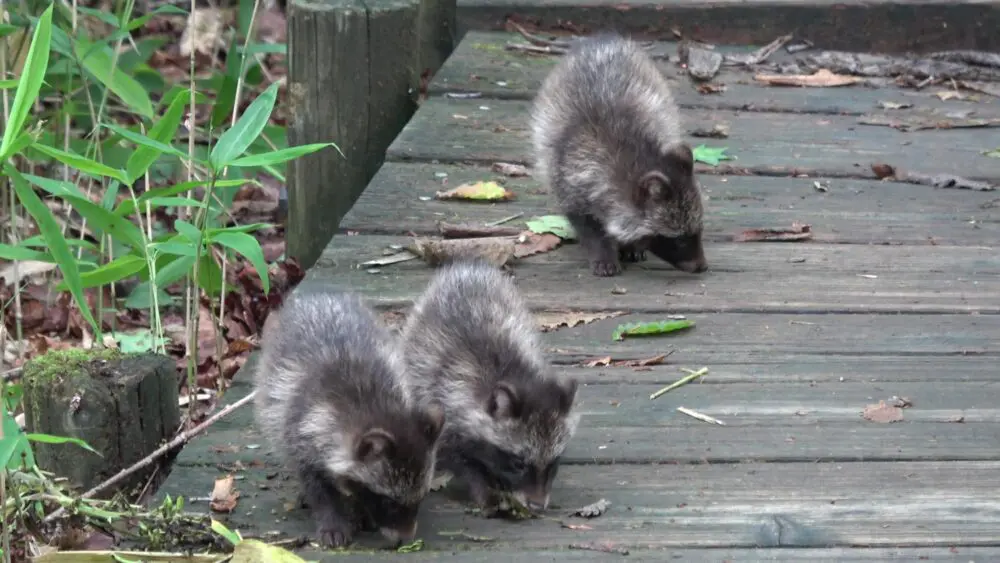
left=22, top=347, right=125, bottom=385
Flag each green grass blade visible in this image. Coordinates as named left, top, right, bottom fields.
left=209, top=82, right=281, bottom=170
left=6, top=164, right=101, bottom=339
left=0, top=4, right=53, bottom=160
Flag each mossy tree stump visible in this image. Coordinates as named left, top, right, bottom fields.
left=21, top=349, right=180, bottom=495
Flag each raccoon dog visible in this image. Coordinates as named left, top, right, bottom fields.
left=254, top=286, right=445, bottom=548
left=400, top=260, right=580, bottom=511
left=530, top=32, right=708, bottom=277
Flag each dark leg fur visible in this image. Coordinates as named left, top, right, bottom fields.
left=618, top=243, right=647, bottom=263
left=566, top=212, right=621, bottom=277
left=299, top=466, right=356, bottom=548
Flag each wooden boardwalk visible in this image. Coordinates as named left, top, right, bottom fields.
left=157, top=32, right=1000, bottom=561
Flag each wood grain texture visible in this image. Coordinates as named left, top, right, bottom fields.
left=307, top=233, right=1000, bottom=314
left=159, top=456, right=1000, bottom=549
left=431, top=32, right=1000, bottom=113
left=338, top=163, right=1000, bottom=246
left=384, top=97, right=1000, bottom=182
left=454, top=1, right=1000, bottom=55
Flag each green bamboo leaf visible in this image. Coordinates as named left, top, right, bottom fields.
left=612, top=319, right=695, bottom=341
left=125, top=88, right=194, bottom=183
left=174, top=219, right=203, bottom=242
left=114, top=179, right=244, bottom=217
left=106, top=123, right=189, bottom=161
left=126, top=5, right=188, bottom=31
left=154, top=254, right=196, bottom=287
left=3, top=132, right=35, bottom=159
left=210, top=231, right=270, bottom=293
left=26, top=433, right=101, bottom=455
left=6, top=164, right=100, bottom=339
left=227, top=143, right=340, bottom=168
left=209, top=81, right=281, bottom=169
left=150, top=240, right=198, bottom=257
left=0, top=243, right=54, bottom=262
left=23, top=173, right=88, bottom=199
left=2, top=408, right=35, bottom=470
left=57, top=254, right=147, bottom=291
left=60, top=194, right=148, bottom=252
left=32, top=144, right=129, bottom=184
left=0, top=4, right=53, bottom=160
left=0, top=79, right=18, bottom=89
left=74, top=40, right=154, bottom=118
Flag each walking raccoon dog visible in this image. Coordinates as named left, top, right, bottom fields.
left=530, top=32, right=709, bottom=277
left=400, top=260, right=580, bottom=512
left=254, top=286, right=445, bottom=547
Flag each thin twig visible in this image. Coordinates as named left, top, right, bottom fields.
left=508, top=20, right=572, bottom=49
left=724, top=34, right=793, bottom=66
left=486, top=212, right=524, bottom=227
left=504, top=42, right=569, bottom=56
left=677, top=406, right=725, bottom=426
left=44, top=390, right=258, bottom=523
left=649, top=367, right=709, bottom=400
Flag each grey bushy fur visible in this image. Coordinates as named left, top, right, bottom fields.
left=530, top=31, right=708, bottom=277
left=400, top=260, right=580, bottom=511
left=253, top=285, right=445, bottom=548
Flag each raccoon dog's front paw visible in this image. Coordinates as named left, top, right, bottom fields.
left=591, top=259, right=623, bottom=277
left=314, top=507, right=355, bottom=548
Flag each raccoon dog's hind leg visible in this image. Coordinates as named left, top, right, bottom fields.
left=565, top=212, right=623, bottom=277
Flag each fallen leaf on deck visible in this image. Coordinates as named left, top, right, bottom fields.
left=612, top=319, right=694, bottom=341
left=209, top=474, right=240, bottom=512
left=754, top=69, right=862, bottom=87
left=934, top=90, right=964, bottom=101
left=984, top=148, right=1000, bottom=158
left=696, top=83, right=726, bottom=94
left=582, top=356, right=613, bottom=367
left=877, top=101, right=913, bottom=110
left=360, top=251, right=418, bottom=267
left=858, top=113, right=1000, bottom=132
left=397, top=539, right=424, bottom=553
left=871, top=163, right=897, bottom=179
left=525, top=215, right=577, bottom=240
left=233, top=539, right=308, bottom=563
left=889, top=396, right=914, bottom=408
left=535, top=311, right=626, bottom=332
left=514, top=232, right=562, bottom=258
left=492, top=162, right=531, bottom=177
left=571, top=498, right=611, bottom=518
left=561, top=522, right=593, bottom=530
left=690, top=124, right=730, bottom=138
left=734, top=223, right=812, bottom=242
left=693, top=144, right=731, bottom=166
left=862, top=401, right=904, bottom=423
left=435, top=181, right=515, bottom=202
left=569, top=542, right=630, bottom=556
left=409, top=237, right=515, bottom=267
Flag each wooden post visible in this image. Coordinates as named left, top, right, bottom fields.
left=21, top=349, right=180, bottom=495
left=286, top=0, right=420, bottom=270
left=416, top=0, right=457, bottom=77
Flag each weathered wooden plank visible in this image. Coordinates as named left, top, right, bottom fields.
left=384, top=98, right=1000, bottom=182
left=290, top=547, right=1000, bottom=562
left=431, top=32, right=1000, bottom=114
left=159, top=461, right=1000, bottom=549
left=454, top=1, right=1000, bottom=55
left=338, top=163, right=1000, bottom=246
left=307, top=234, right=1000, bottom=314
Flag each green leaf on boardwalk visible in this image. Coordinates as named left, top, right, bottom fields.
left=210, top=231, right=271, bottom=294
left=6, top=164, right=101, bottom=339
left=233, top=539, right=307, bottom=562
left=210, top=82, right=281, bottom=170
left=693, top=145, right=731, bottom=167
left=983, top=148, right=1000, bottom=159
left=525, top=215, right=577, bottom=240
left=227, top=143, right=341, bottom=168
left=75, top=40, right=154, bottom=118
left=612, top=319, right=695, bottom=341
left=0, top=3, right=53, bottom=160
left=397, top=539, right=425, bottom=553
left=26, top=433, right=100, bottom=455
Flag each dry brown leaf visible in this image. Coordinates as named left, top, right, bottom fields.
left=754, top=69, right=862, bottom=88
left=535, top=311, right=626, bottom=332
left=492, top=162, right=531, bottom=177
left=571, top=498, right=611, bottom=518
left=862, top=400, right=904, bottom=423
left=409, top=237, right=515, bottom=267
left=582, top=356, right=612, bottom=367
left=734, top=222, right=812, bottom=242
left=696, top=83, right=726, bottom=95
left=934, top=90, right=964, bottom=101
left=871, top=163, right=897, bottom=179
left=0, top=260, right=57, bottom=287
left=209, top=474, right=241, bottom=512
left=514, top=232, right=562, bottom=258
left=561, top=522, right=593, bottom=530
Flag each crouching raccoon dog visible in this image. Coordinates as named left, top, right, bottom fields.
left=254, top=286, right=445, bottom=548
left=400, top=260, right=580, bottom=512
left=530, top=32, right=709, bottom=277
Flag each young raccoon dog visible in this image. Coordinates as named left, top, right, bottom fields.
left=530, top=32, right=708, bottom=277
left=253, top=286, right=445, bottom=548
left=400, top=260, right=580, bottom=512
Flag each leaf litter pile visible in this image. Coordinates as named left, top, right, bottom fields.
left=0, top=0, right=300, bottom=414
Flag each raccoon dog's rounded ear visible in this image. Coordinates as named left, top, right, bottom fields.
left=487, top=381, right=520, bottom=420
left=424, top=405, right=446, bottom=440
left=355, top=428, right=395, bottom=462
left=636, top=171, right=670, bottom=204
left=558, top=378, right=579, bottom=414
left=665, top=142, right=694, bottom=176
